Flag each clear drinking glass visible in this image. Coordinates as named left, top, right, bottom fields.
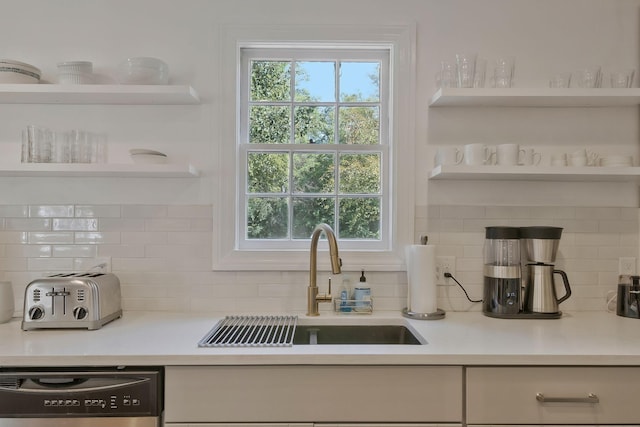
left=455, top=53, right=477, bottom=88
left=493, top=57, right=514, bottom=88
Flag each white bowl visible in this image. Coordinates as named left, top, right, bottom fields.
left=130, top=149, right=168, bottom=164
left=58, top=72, right=94, bottom=84
left=131, top=153, right=168, bottom=164
left=0, top=59, right=40, bottom=83
left=117, top=57, right=169, bottom=85
left=57, top=61, right=93, bottom=74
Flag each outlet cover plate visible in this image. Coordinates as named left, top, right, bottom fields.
left=436, top=256, right=456, bottom=285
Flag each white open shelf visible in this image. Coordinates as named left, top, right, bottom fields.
left=429, top=164, right=640, bottom=182
left=429, top=87, right=640, bottom=107
left=0, top=84, right=200, bottom=104
left=0, top=163, right=200, bottom=178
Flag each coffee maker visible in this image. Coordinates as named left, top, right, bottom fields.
left=483, top=226, right=522, bottom=317
left=521, top=226, right=571, bottom=318
left=483, top=226, right=572, bottom=319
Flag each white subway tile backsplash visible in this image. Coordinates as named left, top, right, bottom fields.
left=121, top=232, right=167, bottom=245
left=145, top=218, right=191, bottom=232
left=621, top=208, right=638, bottom=220
left=122, top=205, right=168, bottom=218
left=575, top=207, right=622, bottom=220
left=27, top=257, right=74, bottom=271
left=52, top=218, right=98, bottom=231
left=52, top=245, right=97, bottom=258
left=168, top=205, right=212, bottom=218
left=75, top=205, right=122, bottom=218
left=29, top=205, right=74, bottom=218
left=28, top=232, right=74, bottom=244
left=145, top=244, right=210, bottom=259
left=168, top=232, right=211, bottom=245
left=439, top=206, right=485, bottom=219
left=4, top=244, right=51, bottom=258
left=98, top=244, right=145, bottom=258
left=0, top=206, right=28, bottom=217
left=598, top=220, right=638, bottom=233
left=99, top=218, right=145, bottom=232
left=0, top=203, right=634, bottom=314
left=0, top=257, right=28, bottom=272
left=0, top=232, right=29, bottom=244
left=574, top=233, right=622, bottom=246
left=75, top=232, right=121, bottom=245
left=6, top=218, right=51, bottom=231
left=189, top=218, right=213, bottom=231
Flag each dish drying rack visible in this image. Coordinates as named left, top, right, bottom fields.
left=198, top=315, right=298, bottom=347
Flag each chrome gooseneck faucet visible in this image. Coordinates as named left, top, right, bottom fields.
left=307, top=223, right=342, bottom=316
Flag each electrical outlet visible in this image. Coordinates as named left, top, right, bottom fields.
left=619, top=257, right=637, bottom=275
left=436, top=256, right=456, bottom=285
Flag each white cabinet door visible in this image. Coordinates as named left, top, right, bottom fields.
left=318, top=424, right=462, bottom=427
left=165, top=366, right=463, bottom=423
left=467, top=367, right=640, bottom=425
left=164, top=424, right=460, bottom=427
left=165, top=424, right=312, bottom=427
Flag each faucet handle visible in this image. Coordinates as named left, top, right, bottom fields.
left=316, top=277, right=333, bottom=303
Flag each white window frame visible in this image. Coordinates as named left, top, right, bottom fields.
left=214, top=23, right=416, bottom=271
left=239, top=48, right=390, bottom=251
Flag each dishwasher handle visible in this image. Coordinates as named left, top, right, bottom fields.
left=1, top=376, right=148, bottom=394
left=536, top=392, right=599, bottom=404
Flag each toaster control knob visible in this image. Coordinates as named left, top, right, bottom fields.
left=28, top=306, right=45, bottom=320
left=73, top=306, right=88, bottom=320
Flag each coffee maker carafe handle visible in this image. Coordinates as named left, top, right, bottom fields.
left=554, top=269, right=572, bottom=304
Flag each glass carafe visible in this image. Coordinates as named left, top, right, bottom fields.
left=483, top=226, right=522, bottom=316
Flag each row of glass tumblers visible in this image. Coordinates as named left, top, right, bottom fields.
left=21, top=125, right=107, bottom=163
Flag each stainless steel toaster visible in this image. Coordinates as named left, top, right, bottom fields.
left=22, top=272, right=122, bottom=330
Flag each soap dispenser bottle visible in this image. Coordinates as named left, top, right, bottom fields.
left=354, top=270, right=371, bottom=312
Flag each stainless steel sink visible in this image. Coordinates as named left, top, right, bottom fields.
left=292, top=324, right=425, bottom=345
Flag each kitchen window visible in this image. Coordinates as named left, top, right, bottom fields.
left=214, top=24, right=416, bottom=271
left=239, top=48, right=389, bottom=251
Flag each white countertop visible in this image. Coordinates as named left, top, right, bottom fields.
left=1, top=310, right=639, bottom=366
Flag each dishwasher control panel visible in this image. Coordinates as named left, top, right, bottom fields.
left=0, top=367, right=162, bottom=417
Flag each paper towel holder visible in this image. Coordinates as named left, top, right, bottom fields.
left=402, top=307, right=445, bottom=320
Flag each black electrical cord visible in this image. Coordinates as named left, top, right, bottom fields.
left=444, top=272, right=483, bottom=303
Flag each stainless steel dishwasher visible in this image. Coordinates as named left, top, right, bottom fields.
left=0, top=366, right=163, bottom=427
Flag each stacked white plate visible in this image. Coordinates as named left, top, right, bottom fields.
left=0, top=59, right=41, bottom=83
left=57, top=61, right=94, bottom=84
left=129, top=148, right=168, bottom=164
left=599, top=155, right=633, bottom=167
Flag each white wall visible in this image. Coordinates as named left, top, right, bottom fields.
left=0, top=0, right=639, bottom=314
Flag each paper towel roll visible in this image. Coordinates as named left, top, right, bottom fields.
left=405, top=244, right=437, bottom=314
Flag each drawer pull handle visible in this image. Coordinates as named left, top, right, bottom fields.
left=536, top=393, right=599, bottom=404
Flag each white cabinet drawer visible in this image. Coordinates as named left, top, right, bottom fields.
left=466, top=367, right=640, bottom=425
left=165, top=366, right=463, bottom=423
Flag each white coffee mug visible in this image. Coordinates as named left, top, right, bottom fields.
left=0, top=281, right=13, bottom=323
left=551, top=153, right=568, bottom=167
left=569, top=155, right=588, bottom=167
left=571, top=149, right=598, bottom=166
left=434, top=146, right=463, bottom=166
left=496, top=144, right=525, bottom=166
left=464, top=143, right=492, bottom=166
left=523, top=148, right=542, bottom=166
